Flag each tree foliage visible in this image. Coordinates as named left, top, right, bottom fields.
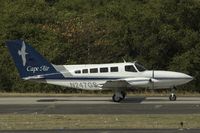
left=0, top=0, right=199, bottom=92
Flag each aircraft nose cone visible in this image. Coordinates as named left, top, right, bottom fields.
left=184, top=74, right=193, bottom=81
left=177, top=72, right=193, bottom=83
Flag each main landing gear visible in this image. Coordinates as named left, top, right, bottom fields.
left=112, top=91, right=126, bottom=102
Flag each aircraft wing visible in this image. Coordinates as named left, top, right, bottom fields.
left=101, top=80, right=132, bottom=88
left=101, top=77, right=151, bottom=89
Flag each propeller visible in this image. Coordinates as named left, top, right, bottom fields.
left=149, top=69, right=155, bottom=89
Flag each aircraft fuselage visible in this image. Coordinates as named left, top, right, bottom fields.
left=45, top=62, right=193, bottom=90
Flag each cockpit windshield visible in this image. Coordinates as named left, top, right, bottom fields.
left=135, top=62, right=146, bottom=72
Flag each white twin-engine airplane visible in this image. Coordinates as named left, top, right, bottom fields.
left=6, top=40, right=193, bottom=102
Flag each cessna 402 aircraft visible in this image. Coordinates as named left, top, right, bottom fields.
left=6, top=40, right=193, bottom=102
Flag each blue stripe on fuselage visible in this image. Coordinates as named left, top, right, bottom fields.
left=40, top=76, right=191, bottom=80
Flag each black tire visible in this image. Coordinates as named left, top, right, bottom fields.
left=112, top=94, right=122, bottom=102
left=121, top=91, right=126, bottom=100
left=169, top=94, right=176, bottom=101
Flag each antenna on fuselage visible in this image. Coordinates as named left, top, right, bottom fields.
left=122, top=58, right=126, bottom=63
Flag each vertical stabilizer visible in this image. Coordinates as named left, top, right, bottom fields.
left=6, top=40, right=63, bottom=79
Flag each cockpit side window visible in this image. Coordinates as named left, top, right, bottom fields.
left=135, top=63, right=146, bottom=72
left=125, top=65, right=137, bottom=72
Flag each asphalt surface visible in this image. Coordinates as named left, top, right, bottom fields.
left=0, top=96, right=200, bottom=114
left=1, top=129, right=200, bottom=133
left=0, top=96, right=200, bottom=133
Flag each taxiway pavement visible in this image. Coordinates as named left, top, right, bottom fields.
left=0, top=96, right=199, bottom=114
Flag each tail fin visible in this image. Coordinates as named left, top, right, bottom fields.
left=6, top=40, right=63, bottom=79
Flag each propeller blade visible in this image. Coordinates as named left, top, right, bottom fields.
left=152, top=69, right=154, bottom=78
left=149, top=69, right=156, bottom=89
left=152, top=70, right=154, bottom=89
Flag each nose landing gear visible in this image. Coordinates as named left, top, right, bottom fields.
left=169, top=93, right=176, bottom=101
left=169, top=87, right=177, bottom=101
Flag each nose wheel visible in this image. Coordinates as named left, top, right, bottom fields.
left=169, top=93, right=176, bottom=101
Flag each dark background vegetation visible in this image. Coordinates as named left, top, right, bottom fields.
left=0, top=0, right=199, bottom=93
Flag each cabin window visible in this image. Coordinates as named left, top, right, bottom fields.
left=135, top=63, right=146, bottom=72
left=125, top=65, right=137, bottom=72
left=90, top=68, right=98, bottom=73
left=110, top=67, right=118, bottom=72
left=75, top=70, right=81, bottom=74
left=82, top=69, right=88, bottom=73
left=100, top=67, right=108, bottom=73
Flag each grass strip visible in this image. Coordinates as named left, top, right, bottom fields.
left=0, top=114, right=199, bottom=130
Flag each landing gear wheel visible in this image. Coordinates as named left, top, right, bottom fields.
left=121, top=91, right=126, bottom=100
left=112, top=94, right=122, bottom=102
left=169, top=94, right=176, bottom=101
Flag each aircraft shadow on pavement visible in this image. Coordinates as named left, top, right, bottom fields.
left=120, top=97, right=146, bottom=103
left=37, top=96, right=146, bottom=103
left=37, top=99, right=66, bottom=102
